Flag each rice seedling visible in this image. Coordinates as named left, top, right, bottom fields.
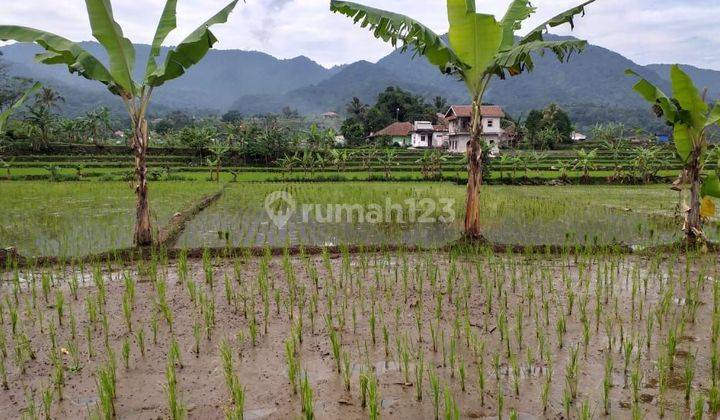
left=342, top=351, right=351, bottom=392
left=541, top=368, right=552, bottom=413
left=122, top=294, right=133, bottom=334
left=415, top=350, right=424, bottom=401
left=118, top=338, right=130, bottom=372
left=284, top=337, right=299, bottom=394
left=0, top=356, right=8, bottom=390
left=367, top=372, right=380, bottom=420
left=96, top=360, right=117, bottom=418
left=165, top=360, right=185, bottom=420
left=685, top=352, right=696, bottom=402
left=565, top=344, right=579, bottom=401
left=24, top=387, right=37, bottom=419
left=694, top=394, right=705, bottom=420
left=41, top=385, right=53, bottom=420
left=326, top=316, right=341, bottom=373
left=300, top=371, right=314, bottom=418
left=86, top=324, right=94, bottom=360
left=443, top=385, right=459, bottom=420
left=67, top=338, right=82, bottom=373
left=429, top=367, right=440, bottom=420
left=169, top=337, right=183, bottom=369
left=709, top=386, right=720, bottom=415
left=133, top=327, right=144, bottom=357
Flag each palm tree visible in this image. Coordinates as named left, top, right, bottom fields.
left=627, top=66, right=720, bottom=244
left=331, top=0, right=595, bottom=238
left=35, top=87, right=64, bottom=110
left=432, top=96, right=448, bottom=115
left=0, top=0, right=239, bottom=246
left=346, top=97, right=369, bottom=121
left=25, top=104, right=55, bottom=150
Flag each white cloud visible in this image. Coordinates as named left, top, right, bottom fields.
left=1, top=0, right=719, bottom=70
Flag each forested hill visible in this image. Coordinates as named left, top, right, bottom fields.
left=2, top=37, right=719, bottom=131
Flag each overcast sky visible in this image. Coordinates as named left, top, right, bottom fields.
left=2, top=0, right=719, bottom=70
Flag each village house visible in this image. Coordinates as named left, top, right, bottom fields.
left=445, top=105, right=505, bottom=155
left=368, top=121, right=413, bottom=146
left=410, top=121, right=437, bottom=148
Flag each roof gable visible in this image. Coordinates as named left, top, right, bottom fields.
left=445, top=105, right=505, bottom=120
left=372, top=121, right=413, bottom=137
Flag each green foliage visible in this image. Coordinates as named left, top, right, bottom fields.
left=524, top=103, right=573, bottom=148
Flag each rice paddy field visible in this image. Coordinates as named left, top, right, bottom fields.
left=2, top=179, right=720, bottom=419
left=2, top=181, right=714, bottom=258
left=0, top=246, right=719, bottom=419
left=0, top=182, right=221, bottom=257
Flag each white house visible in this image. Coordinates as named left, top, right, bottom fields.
left=571, top=131, right=587, bottom=142
left=432, top=124, right=449, bottom=148
left=410, top=121, right=435, bottom=148
left=445, top=105, right=505, bottom=155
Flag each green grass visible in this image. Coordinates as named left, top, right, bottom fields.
left=0, top=181, right=220, bottom=257
left=178, top=183, right=718, bottom=249
left=3, top=181, right=718, bottom=257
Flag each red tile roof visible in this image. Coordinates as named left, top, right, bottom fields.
left=370, top=121, right=413, bottom=137
left=445, top=105, right=505, bottom=120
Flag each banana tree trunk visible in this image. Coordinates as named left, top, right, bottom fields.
left=132, top=116, right=153, bottom=246
left=686, top=148, right=703, bottom=245
left=464, top=100, right=483, bottom=239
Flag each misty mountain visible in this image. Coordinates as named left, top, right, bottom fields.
left=0, top=42, right=332, bottom=115
left=2, top=37, right=720, bottom=131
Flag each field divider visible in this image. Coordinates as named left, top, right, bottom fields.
left=4, top=239, right=719, bottom=270
left=156, top=186, right=226, bottom=249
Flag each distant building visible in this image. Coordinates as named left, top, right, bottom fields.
left=571, top=131, right=587, bottom=142
left=411, top=121, right=436, bottom=148
left=369, top=122, right=413, bottom=146
left=445, top=105, right=504, bottom=155
left=322, top=112, right=340, bottom=119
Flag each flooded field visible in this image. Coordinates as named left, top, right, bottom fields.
left=1, top=248, right=718, bottom=418
left=178, top=183, right=717, bottom=250
left=0, top=182, right=220, bottom=257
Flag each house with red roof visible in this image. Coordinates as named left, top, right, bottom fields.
left=368, top=121, right=413, bottom=146
left=445, top=105, right=505, bottom=155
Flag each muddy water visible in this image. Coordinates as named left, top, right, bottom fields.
left=1, top=251, right=719, bottom=419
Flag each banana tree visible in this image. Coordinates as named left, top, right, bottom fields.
left=0, top=81, right=41, bottom=136
left=627, top=65, right=720, bottom=244
left=331, top=0, right=595, bottom=238
left=0, top=0, right=239, bottom=246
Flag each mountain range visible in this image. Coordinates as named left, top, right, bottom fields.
left=2, top=37, right=719, bottom=131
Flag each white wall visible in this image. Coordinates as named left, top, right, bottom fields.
left=483, top=117, right=502, bottom=134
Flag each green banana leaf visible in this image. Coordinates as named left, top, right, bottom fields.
left=0, top=26, right=116, bottom=92
left=0, top=81, right=42, bottom=133
left=329, top=0, right=465, bottom=75
left=145, top=0, right=178, bottom=81
left=146, top=0, right=239, bottom=87
left=702, top=174, right=720, bottom=199
left=521, top=0, right=596, bottom=44
left=85, top=0, right=137, bottom=95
